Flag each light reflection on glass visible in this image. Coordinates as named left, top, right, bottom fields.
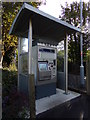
left=80, top=111, right=84, bottom=120
left=21, top=38, right=28, bottom=53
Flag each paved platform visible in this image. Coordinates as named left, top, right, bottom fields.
left=36, top=88, right=81, bottom=115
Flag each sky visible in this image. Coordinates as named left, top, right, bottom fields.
left=39, top=0, right=89, bottom=18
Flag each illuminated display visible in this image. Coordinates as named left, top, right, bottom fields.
left=39, top=62, right=48, bottom=71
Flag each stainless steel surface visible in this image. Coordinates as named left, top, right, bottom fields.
left=64, top=34, right=68, bottom=94
left=28, top=19, right=32, bottom=74
left=80, top=0, right=84, bottom=86
left=39, top=70, right=51, bottom=81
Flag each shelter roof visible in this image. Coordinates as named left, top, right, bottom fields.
left=9, top=3, right=81, bottom=45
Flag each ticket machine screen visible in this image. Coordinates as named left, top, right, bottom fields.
left=39, top=62, right=48, bottom=71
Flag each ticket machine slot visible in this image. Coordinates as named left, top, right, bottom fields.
left=53, top=60, right=56, bottom=65
left=39, top=70, right=51, bottom=81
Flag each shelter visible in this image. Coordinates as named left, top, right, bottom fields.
left=9, top=3, right=81, bottom=96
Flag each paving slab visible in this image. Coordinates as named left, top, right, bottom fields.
left=36, top=88, right=81, bottom=115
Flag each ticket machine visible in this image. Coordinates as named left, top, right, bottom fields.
left=19, top=39, right=57, bottom=99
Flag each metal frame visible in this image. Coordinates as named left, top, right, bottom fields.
left=80, top=0, right=84, bottom=86
left=64, top=34, right=68, bottom=94
left=28, top=19, right=32, bottom=74
left=28, top=19, right=36, bottom=118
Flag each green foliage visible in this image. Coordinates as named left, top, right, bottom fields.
left=60, top=2, right=89, bottom=64
left=58, top=50, right=64, bottom=57
left=19, top=106, right=29, bottom=118
left=2, top=69, right=17, bottom=97
left=2, top=3, right=22, bottom=67
left=3, top=62, right=17, bottom=71
left=2, top=68, right=29, bottom=118
left=9, top=63, right=17, bottom=71
left=87, top=50, right=90, bottom=57
left=2, top=2, right=40, bottom=67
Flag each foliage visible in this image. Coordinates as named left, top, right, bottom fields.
left=60, top=2, right=89, bottom=65
left=3, top=90, right=29, bottom=118
left=2, top=3, right=21, bottom=67
left=9, top=63, right=17, bottom=71
left=87, top=50, right=90, bottom=57
left=2, top=68, right=29, bottom=118
left=2, top=69, right=17, bottom=97
left=58, top=50, right=64, bottom=57
left=2, top=2, right=41, bottom=67
left=18, top=106, right=30, bottom=118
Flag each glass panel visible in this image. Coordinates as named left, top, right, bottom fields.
left=20, top=53, right=28, bottom=74
left=20, top=38, right=28, bottom=53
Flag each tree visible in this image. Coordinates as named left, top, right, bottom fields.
left=2, top=2, right=41, bottom=67
left=59, top=2, right=89, bottom=65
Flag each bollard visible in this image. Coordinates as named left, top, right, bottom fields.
left=80, top=65, right=84, bottom=87
left=28, top=74, right=36, bottom=118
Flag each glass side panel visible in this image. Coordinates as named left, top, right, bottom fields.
left=20, top=53, right=28, bottom=74
left=20, top=38, right=28, bottom=53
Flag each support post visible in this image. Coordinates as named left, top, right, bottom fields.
left=64, top=34, right=68, bottom=94
left=18, top=38, right=20, bottom=91
left=28, top=19, right=32, bottom=75
left=80, top=0, right=84, bottom=87
left=28, top=19, right=36, bottom=118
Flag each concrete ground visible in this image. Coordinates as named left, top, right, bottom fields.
left=36, top=89, right=81, bottom=116
left=37, top=92, right=89, bottom=119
